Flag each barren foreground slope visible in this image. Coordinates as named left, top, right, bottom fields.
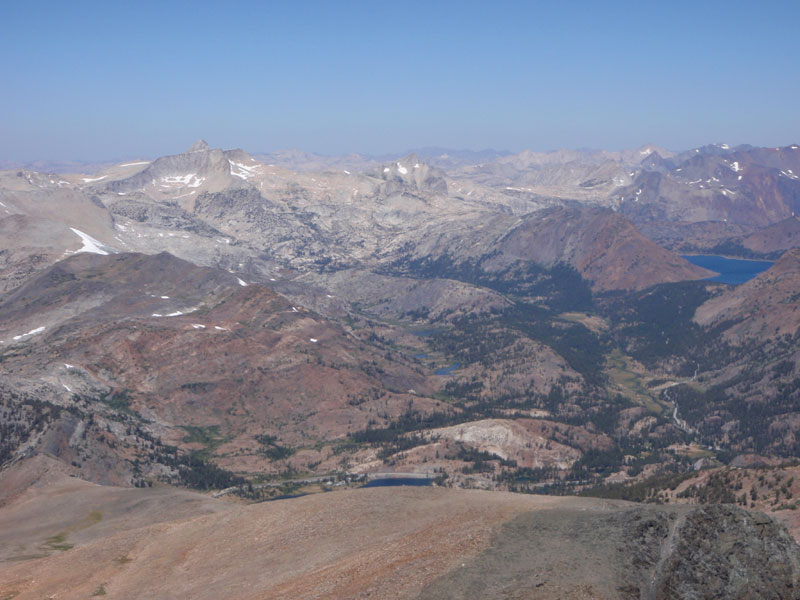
left=1, top=458, right=799, bottom=599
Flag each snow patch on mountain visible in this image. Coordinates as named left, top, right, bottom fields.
left=70, top=228, right=109, bottom=255
left=13, top=326, right=45, bottom=341
left=160, top=174, right=204, bottom=187
left=229, top=161, right=260, bottom=180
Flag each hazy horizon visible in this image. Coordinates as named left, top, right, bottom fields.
left=2, top=0, right=799, bottom=162
left=4, top=139, right=797, bottom=168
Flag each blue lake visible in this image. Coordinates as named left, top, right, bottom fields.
left=681, top=255, right=773, bottom=284
left=434, top=363, right=460, bottom=376
left=411, top=329, right=440, bottom=337
left=363, top=478, right=433, bottom=487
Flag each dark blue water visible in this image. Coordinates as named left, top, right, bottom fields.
left=681, top=254, right=773, bottom=284
left=414, top=353, right=430, bottom=359
left=363, top=478, right=433, bottom=487
left=434, top=363, right=460, bottom=376
left=411, top=329, right=440, bottom=337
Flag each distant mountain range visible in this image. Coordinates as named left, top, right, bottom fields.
left=2, top=139, right=800, bottom=586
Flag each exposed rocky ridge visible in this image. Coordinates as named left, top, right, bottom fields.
left=391, top=206, right=713, bottom=291
left=618, top=144, right=800, bottom=228
left=419, top=503, right=800, bottom=599
left=107, top=196, right=223, bottom=237
left=625, top=463, right=800, bottom=542
left=105, top=141, right=255, bottom=211
left=373, top=153, right=449, bottom=195
left=90, top=146, right=546, bottom=275
left=0, top=142, right=720, bottom=297
left=418, top=418, right=609, bottom=469
left=437, top=141, right=800, bottom=254
left=486, top=207, right=713, bottom=291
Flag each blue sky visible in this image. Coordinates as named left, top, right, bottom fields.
left=2, top=0, right=799, bottom=161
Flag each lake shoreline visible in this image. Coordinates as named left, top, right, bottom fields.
left=680, top=253, right=777, bottom=264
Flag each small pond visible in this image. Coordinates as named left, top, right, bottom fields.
left=434, top=363, right=460, bottom=376
left=363, top=478, right=433, bottom=487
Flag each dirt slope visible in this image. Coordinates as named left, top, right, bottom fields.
left=1, top=465, right=798, bottom=600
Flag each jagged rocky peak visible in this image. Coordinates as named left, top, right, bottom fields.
left=600, top=144, right=673, bottom=167
left=377, top=153, right=448, bottom=194
left=149, top=146, right=228, bottom=177
left=379, top=153, right=422, bottom=177
left=636, top=144, right=655, bottom=157
left=180, top=140, right=258, bottom=166
left=691, top=143, right=740, bottom=157
left=187, top=139, right=211, bottom=153
left=640, top=150, right=674, bottom=173
left=105, top=140, right=253, bottom=197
